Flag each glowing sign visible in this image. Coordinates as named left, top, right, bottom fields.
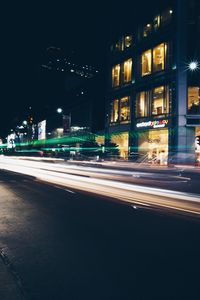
left=38, top=120, right=46, bottom=140
left=136, top=119, right=168, bottom=129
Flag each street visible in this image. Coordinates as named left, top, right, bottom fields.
left=0, top=168, right=200, bottom=300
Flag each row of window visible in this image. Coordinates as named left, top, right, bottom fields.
left=111, top=8, right=173, bottom=52
left=109, top=86, right=200, bottom=125
left=112, top=43, right=167, bottom=87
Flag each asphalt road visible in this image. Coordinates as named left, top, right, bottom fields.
left=1, top=157, right=200, bottom=215
left=0, top=170, right=200, bottom=300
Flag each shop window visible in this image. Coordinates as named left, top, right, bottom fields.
left=124, top=35, right=132, bottom=48
left=112, top=64, right=120, bottom=87
left=120, top=97, right=130, bottom=123
left=136, top=91, right=150, bottom=117
left=143, top=23, right=152, bottom=37
left=122, top=59, right=132, bottom=83
left=110, top=99, right=119, bottom=123
left=153, top=43, right=165, bottom=72
left=152, top=86, right=169, bottom=115
left=138, top=129, right=168, bottom=165
left=142, top=49, right=152, bottom=76
left=153, top=15, right=161, bottom=31
left=161, top=9, right=173, bottom=26
left=188, top=87, right=200, bottom=114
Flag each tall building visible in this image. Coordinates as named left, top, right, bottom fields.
left=106, top=0, right=200, bottom=164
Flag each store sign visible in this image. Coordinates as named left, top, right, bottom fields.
left=38, top=120, right=46, bottom=140
left=136, top=119, right=169, bottom=129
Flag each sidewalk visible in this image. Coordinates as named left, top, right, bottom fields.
left=65, top=159, right=200, bottom=173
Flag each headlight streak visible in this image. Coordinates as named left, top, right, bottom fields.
left=0, top=156, right=200, bottom=216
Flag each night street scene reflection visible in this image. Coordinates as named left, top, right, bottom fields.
left=1, top=0, right=200, bottom=299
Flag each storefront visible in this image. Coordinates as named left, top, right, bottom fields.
left=195, top=127, right=200, bottom=163
left=136, top=119, right=169, bottom=165
left=111, top=131, right=129, bottom=159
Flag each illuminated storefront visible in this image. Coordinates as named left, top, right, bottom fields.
left=138, top=129, right=168, bottom=165
left=111, top=132, right=129, bottom=159
left=107, top=1, right=200, bottom=165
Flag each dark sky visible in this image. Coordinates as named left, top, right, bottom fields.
left=0, top=0, right=164, bottom=137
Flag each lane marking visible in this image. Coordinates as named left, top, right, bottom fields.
left=65, top=189, right=75, bottom=194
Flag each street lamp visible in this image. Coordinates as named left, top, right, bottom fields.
left=188, top=61, right=199, bottom=71
left=56, top=108, right=63, bottom=114
left=23, top=120, right=28, bottom=126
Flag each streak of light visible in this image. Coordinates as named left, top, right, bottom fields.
left=0, top=156, right=200, bottom=215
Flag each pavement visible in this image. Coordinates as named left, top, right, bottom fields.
left=0, top=255, right=24, bottom=300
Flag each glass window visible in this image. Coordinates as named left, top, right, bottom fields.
left=153, top=15, right=161, bottom=31
left=161, top=9, right=173, bottom=26
left=152, top=86, right=169, bottom=115
left=112, top=64, right=120, bottom=87
left=143, top=23, right=152, bottom=37
left=120, top=97, right=130, bottom=123
left=153, top=43, right=165, bottom=72
left=136, top=91, right=149, bottom=117
left=124, top=35, right=132, bottom=48
left=122, top=59, right=132, bottom=83
left=188, top=87, right=200, bottom=114
left=142, top=49, right=152, bottom=76
left=110, top=99, right=119, bottom=123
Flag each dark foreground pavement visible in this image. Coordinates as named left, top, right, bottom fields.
left=0, top=170, right=200, bottom=300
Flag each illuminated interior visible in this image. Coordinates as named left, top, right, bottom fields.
left=152, top=86, right=169, bottom=115
left=123, top=59, right=132, bottom=83
left=136, top=91, right=149, bottom=117
left=112, top=64, right=120, bottom=87
left=153, top=43, right=165, bottom=72
left=153, top=15, right=160, bottom=30
left=120, top=97, right=130, bottom=123
left=188, top=87, right=200, bottom=114
left=111, top=132, right=129, bottom=158
left=142, top=49, right=152, bottom=76
left=110, top=99, right=119, bottom=123
left=124, top=35, right=132, bottom=48
left=143, top=23, right=152, bottom=37
left=138, top=129, right=168, bottom=165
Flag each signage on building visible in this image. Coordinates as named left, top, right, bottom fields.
left=7, top=134, right=16, bottom=149
left=38, top=120, right=46, bottom=140
left=136, top=119, right=169, bottom=129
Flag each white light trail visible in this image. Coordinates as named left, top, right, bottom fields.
left=0, top=156, right=200, bottom=215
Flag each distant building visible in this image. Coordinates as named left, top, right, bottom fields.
left=106, top=0, right=200, bottom=164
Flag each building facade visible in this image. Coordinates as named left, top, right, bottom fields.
left=106, top=0, right=200, bottom=164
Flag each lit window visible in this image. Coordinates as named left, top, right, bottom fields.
left=161, top=9, right=173, bottom=26
left=124, top=35, right=132, bottom=48
left=122, top=59, right=132, bottom=83
left=152, top=86, right=169, bottom=115
left=136, top=91, right=149, bottom=117
left=110, top=99, right=119, bottom=123
left=153, top=43, right=165, bottom=72
left=143, top=23, right=152, bottom=37
left=120, top=97, right=130, bottom=123
left=153, top=15, right=160, bottom=31
left=188, top=87, right=200, bottom=114
left=142, top=49, right=152, bottom=76
left=112, top=64, right=120, bottom=87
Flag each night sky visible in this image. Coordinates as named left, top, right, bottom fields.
left=1, top=0, right=164, bottom=137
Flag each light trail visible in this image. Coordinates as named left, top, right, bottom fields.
left=0, top=156, right=200, bottom=216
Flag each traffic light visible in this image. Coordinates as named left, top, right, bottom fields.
left=196, top=136, right=200, bottom=145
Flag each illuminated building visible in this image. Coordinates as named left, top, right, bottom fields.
left=106, top=0, right=200, bottom=164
